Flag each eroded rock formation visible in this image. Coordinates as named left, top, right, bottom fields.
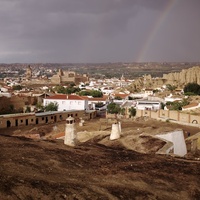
left=163, top=66, right=200, bottom=86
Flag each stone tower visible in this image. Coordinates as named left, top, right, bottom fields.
left=64, top=116, right=76, bottom=146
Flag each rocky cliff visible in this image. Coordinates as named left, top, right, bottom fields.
left=163, top=66, right=200, bottom=86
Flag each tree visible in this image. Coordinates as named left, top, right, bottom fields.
left=166, top=84, right=177, bottom=92
left=54, top=85, right=66, bottom=93
left=120, top=108, right=126, bottom=115
left=79, top=90, right=91, bottom=96
left=53, top=85, right=80, bottom=94
left=79, top=90, right=103, bottom=97
left=161, top=102, right=165, bottom=109
left=167, top=98, right=189, bottom=110
left=170, top=101, right=182, bottom=110
left=36, top=102, right=44, bottom=111
left=25, top=106, right=31, bottom=113
left=184, top=83, right=200, bottom=95
left=129, top=107, right=136, bottom=117
left=89, top=90, right=103, bottom=97
left=44, top=102, right=58, bottom=111
left=107, top=103, right=121, bottom=114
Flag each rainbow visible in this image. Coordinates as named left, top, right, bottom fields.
left=137, top=0, right=177, bottom=62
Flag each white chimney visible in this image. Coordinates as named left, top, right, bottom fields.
left=64, top=116, right=76, bottom=146
left=110, top=122, right=120, bottom=140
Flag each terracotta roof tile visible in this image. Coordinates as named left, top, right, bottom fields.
left=183, top=103, right=199, bottom=109
left=114, top=93, right=129, bottom=98
left=45, top=94, right=85, bottom=100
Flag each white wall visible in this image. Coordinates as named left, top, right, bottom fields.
left=156, top=130, right=187, bottom=157
left=44, top=99, right=88, bottom=111
left=136, top=101, right=161, bottom=110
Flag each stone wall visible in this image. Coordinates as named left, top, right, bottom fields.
left=0, top=110, right=93, bottom=129
left=136, top=109, right=200, bottom=125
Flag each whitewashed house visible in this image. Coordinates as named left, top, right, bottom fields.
left=144, top=89, right=154, bottom=96
left=136, top=100, right=162, bottom=110
left=87, top=95, right=109, bottom=110
left=43, top=94, right=89, bottom=111
left=100, top=86, right=114, bottom=95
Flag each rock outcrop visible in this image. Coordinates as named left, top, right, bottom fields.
left=163, top=66, right=200, bottom=86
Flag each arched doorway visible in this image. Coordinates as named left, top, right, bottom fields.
left=192, top=120, right=198, bottom=124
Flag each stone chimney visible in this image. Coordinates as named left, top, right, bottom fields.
left=110, top=121, right=121, bottom=140
left=64, top=116, right=76, bottom=146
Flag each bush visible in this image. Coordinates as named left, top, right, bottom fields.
left=184, top=83, right=200, bottom=95
left=107, top=103, right=121, bottom=114
left=45, top=102, right=58, bottom=111
left=79, top=90, right=103, bottom=97
left=129, top=107, right=136, bottom=117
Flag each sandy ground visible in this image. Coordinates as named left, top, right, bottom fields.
left=0, top=117, right=200, bottom=199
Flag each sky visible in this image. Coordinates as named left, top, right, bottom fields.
left=0, top=0, right=200, bottom=63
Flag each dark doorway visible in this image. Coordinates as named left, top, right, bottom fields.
left=54, top=115, right=57, bottom=122
left=46, top=117, right=48, bottom=123
left=7, top=120, right=11, bottom=128
left=15, top=119, right=18, bottom=127
left=36, top=118, right=39, bottom=124
left=26, top=119, right=28, bottom=126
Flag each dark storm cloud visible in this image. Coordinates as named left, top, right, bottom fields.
left=0, top=0, right=199, bottom=62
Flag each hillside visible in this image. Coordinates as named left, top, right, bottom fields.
left=1, top=118, right=200, bottom=199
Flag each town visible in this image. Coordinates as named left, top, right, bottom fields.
left=1, top=63, right=200, bottom=199
left=0, top=63, right=200, bottom=121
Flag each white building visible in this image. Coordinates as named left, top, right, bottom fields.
left=164, top=94, right=182, bottom=102
left=136, top=100, right=162, bottom=110
left=100, top=86, right=114, bottom=95
left=144, top=89, right=154, bottom=96
left=87, top=96, right=109, bottom=110
left=43, top=94, right=89, bottom=111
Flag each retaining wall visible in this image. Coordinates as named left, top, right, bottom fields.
left=136, top=109, right=200, bottom=125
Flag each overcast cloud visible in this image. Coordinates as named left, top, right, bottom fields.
left=0, top=0, right=199, bottom=63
